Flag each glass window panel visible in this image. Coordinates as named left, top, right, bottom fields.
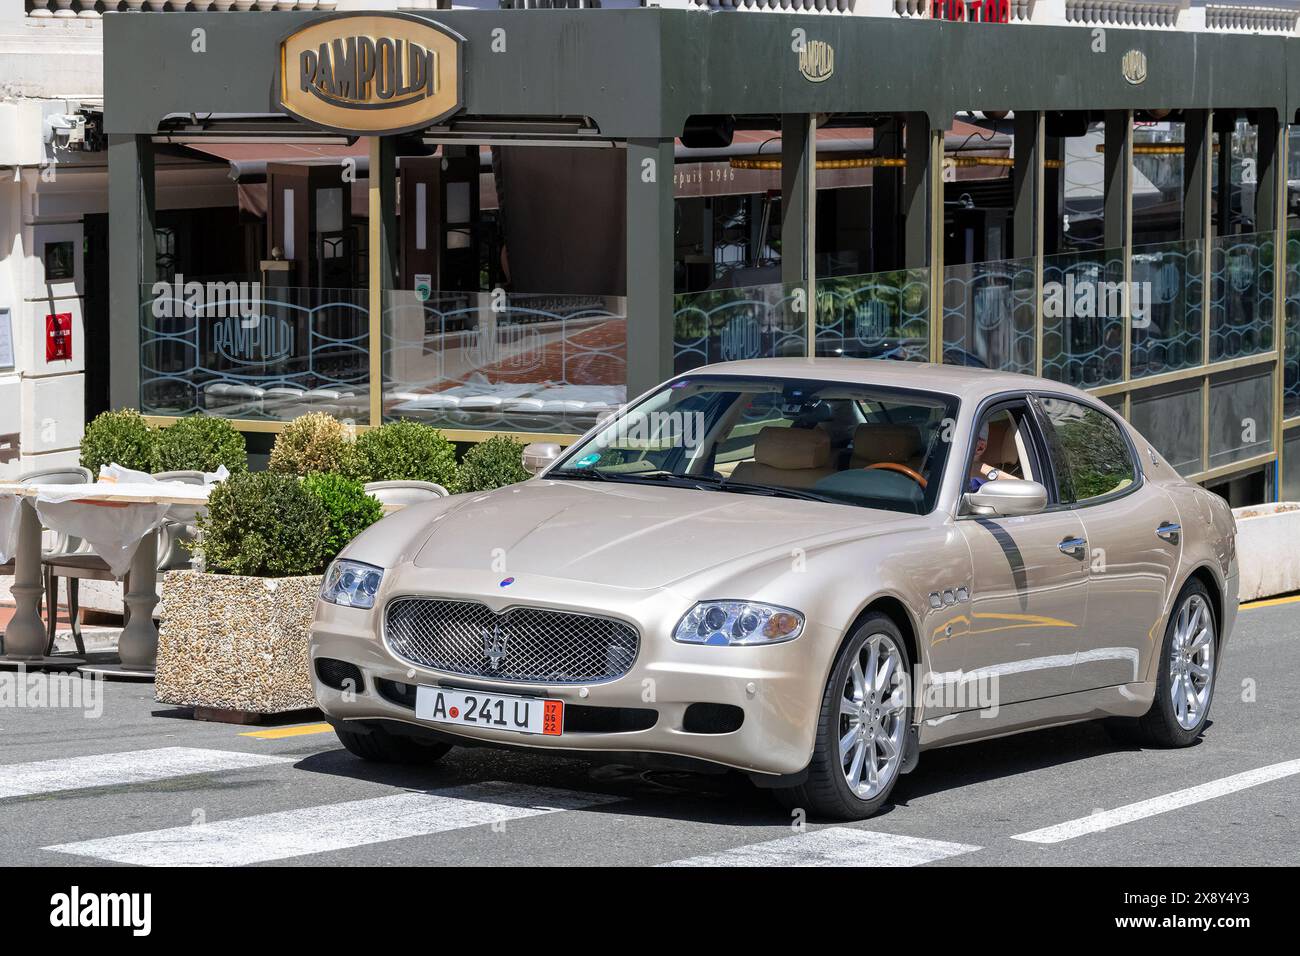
left=1060, top=120, right=1106, bottom=255
left=1132, top=120, right=1184, bottom=246
left=140, top=281, right=370, bottom=425
left=315, top=188, right=343, bottom=234
left=1209, top=231, right=1274, bottom=362
left=383, top=290, right=627, bottom=436
left=445, top=182, right=471, bottom=224
left=1041, top=248, right=1126, bottom=388
left=673, top=281, right=806, bottom=375
left=1130, top=238, right=1203, bottom=377
left=1285, top=230, right=1300, bottom=419
left=1037, top=396, right=1136, bottom=503
left=816, top=268, right=930, bottom=362
left=942, top=256, right=1035, bottom=372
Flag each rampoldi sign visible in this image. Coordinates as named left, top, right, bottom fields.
left=278, top=13, right=464, bottom=135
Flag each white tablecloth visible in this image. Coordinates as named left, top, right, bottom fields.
left=0, top=464, right=218, bottom=577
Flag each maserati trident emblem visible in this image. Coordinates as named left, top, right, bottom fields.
left=481, top=625, right=509, bottom=670
left=1121, top=49, right=1148, bottom=85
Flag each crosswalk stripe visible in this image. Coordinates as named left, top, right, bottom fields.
left=662, top=827, right=981, bottom=867
left=1011, top=758, right=1300, bottom=844
left=44, top=781, right=623, bottom=866
left=0, top=747, right=293, bottom=800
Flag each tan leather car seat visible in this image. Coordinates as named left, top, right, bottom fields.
left=849, top=424, right=923, bottom=470
left=730, top=426, right=837, bottom=489
left=984, top=418, right=1024, bottom=477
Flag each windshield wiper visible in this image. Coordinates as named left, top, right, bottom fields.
left=548, top=467, right=615, bottom=482
left=714, top=478, right=842, bottom=504
left=551, top=468, right=840, bottom=504
left=634, top=471, right=842, bottom=504
left=550, top=468, right=706, bottom=489
left=604, top=471, right=724, bottom=492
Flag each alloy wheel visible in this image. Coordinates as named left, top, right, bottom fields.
left=839, top=632, right=908, bottom=800
left=1169, top=593, right=1215, bottom=731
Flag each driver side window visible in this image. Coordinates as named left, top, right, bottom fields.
left=965, top=404, right=1037, bottom=495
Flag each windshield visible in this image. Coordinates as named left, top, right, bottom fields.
left=548, top=375, right=960, bottom=514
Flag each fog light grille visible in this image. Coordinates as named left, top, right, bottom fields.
left=682, top=703, right=744, bottom=734
left=315, top=658, right=364, bottom=694
left=375, top=678, right=417, bottom=709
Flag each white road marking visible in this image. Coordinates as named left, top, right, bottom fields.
left=0, top=747, right=292, bottom=799
left=662, top=827, right=981, bottom=867
left=44, top=781, right=623, bottom=866
left=1012, top=758, right=1300, bottom=844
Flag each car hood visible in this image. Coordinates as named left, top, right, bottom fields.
left=411, top=478, right=918, bottom=589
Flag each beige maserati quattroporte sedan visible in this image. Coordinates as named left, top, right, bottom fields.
left=309, top=359, right=1237, bottom=820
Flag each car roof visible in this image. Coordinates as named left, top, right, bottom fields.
left=684, top=358, right=1100, bottom=406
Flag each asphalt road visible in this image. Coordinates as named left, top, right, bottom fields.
left=0, top=598, right=1296, bottom=867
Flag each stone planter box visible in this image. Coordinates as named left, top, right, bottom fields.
left=1231, top=502, right=1300, bottom=602
left=155, top=569, right=321, bottom=717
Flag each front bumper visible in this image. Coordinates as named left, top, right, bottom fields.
left=309, top=573, right=836, bottom=777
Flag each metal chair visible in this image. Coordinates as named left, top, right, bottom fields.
left=151, top=471, right=207, bottom=571
left=0, top=466, right=92, bottom=655
left=41, top=470, right=206, bottom=654
left=363, top=480, right=450, bottom=508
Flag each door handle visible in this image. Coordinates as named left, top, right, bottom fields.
left=1155, top=521, right=1181, bottom=545
left=1058, top=535, right=1087, bottom=558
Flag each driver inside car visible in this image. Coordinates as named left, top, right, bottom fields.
left=967, top=420, right=1006, bottom=492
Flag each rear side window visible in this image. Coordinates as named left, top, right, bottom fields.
left=1037, top=397, right=1136, bottom=503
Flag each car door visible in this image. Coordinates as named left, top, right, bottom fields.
left=1032, top=395, right=1181, bottom=692
left=953, top=399, right=1090, bottom=706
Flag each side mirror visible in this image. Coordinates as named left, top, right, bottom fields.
left=521, top=442, right=561, bottom=476
left=963, top=479, right=1048, bottom=517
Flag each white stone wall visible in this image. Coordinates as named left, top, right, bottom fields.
left=0, top=164, right=87, bottom=481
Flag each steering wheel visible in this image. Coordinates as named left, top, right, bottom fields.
left=865, top=462, right=928, bottom=489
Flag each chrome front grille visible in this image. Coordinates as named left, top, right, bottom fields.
left=384, top=597, right=640, bottom=684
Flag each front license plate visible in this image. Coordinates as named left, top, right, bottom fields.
left=414, top=686, right=563, bottom=736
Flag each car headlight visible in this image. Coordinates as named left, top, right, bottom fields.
left=673, top=601, right=805, bottom=646
left=320, top=560, right=384, bottom=610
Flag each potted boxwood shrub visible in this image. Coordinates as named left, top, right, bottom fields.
left=354, top=420, right=457, bottom=489
left=456, top=435, right=530, bottom=493
left=268, top=412, right=363, bottom=478
left=153, top=415, right=248, bottom=474
left=154, top=470, right=381, bottom=720
left=80, top=408, right=157, bottom=476
left=302, top=473, right=385, bottom=558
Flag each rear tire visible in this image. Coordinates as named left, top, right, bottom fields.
left=335, top=724, right=452, bottom=764
left=774, top=613, right=913, bottom=821
left=1105, top=579, right=1217, bottom=748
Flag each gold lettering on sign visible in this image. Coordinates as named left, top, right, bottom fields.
left=798, top=40, right=835, bottom=83
left=278, top=14, right=464, bottom=135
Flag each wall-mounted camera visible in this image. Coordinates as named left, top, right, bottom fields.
left=44, top=113, right=86, bottom=151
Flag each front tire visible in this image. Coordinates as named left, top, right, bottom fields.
left=335, top=724, right=452, bottom=764
left=774, top=614, right=912, bottom=821
left=1107, top=579, right=1217, bottom=747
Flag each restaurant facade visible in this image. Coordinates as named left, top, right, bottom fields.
left=101, top=6, right=1300, bottom=505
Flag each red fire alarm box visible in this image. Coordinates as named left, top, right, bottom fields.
left=46, top=312, right=72, bottom=362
